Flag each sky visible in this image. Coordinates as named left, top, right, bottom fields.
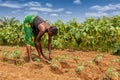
left=0, top=0, right=120, bottom=23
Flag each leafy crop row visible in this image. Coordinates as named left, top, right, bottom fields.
left=0, top=16, right=120, bottom=53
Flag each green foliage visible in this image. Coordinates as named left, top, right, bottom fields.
left=75, top=63, right=84, bottom=73
left=112, top=57, right=120, bottom=63
left=0, top=17, right=25, bottom=45
left=93, top=53, right=103, bottom=64
left=50, top=64, right=59, bottom=71
left=44, top=50, right=49, bottom=54
left=0, top=17, right=20, bottom=28
left=58, top=54, right=67, bottom=62
left=2, top=50, right=8, bottom=57
left=113, top=43, right=120, bottom=55
left=87, top=60, right=93, bottom=65
left=33, top=57, right=41, bottom=62
left=74, top=56, right=80, bottom=60
left=1, top=49, right=24, bottom=66
left=9, top=50, right=24, bottom=66
left=74, top=56, right=80, bottom=63
left=50, top=57, right=58, bottom=64
left=0, top=16, right=120, bottom=52
left=9, top=50, right=21, bottom=59
left=2, top=50, right=8, bottom=62
left=103, top=67, right=119, bottom=80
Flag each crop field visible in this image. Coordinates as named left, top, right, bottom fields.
left=0, top=15, right=120, bottom=80
left=0, top=46, right=120, bottom=80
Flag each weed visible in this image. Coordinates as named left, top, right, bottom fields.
left=50, top=57, right=58, bottom=64
left=58, top=54, right=67, bottom=62
left=2, top=50, right=8, bottom=62
left=103, top=67, right=119, bottom=80
left=112, top=57, right=120, bottom=63
left=74, top=56, right=80, bottom=63
left=75, top=63, right=84, bottom=74
left=50, top=63, right=63, bottom=74
left=87, top=60, right=93, bottom=65
left=9, top=50, right=21, bottom=59
left=47, top=57, right=58, bottom=68
left=9, top=50, right=24, bottom=66
left=93, top=53, right=103, bottom=64
left=14, top=59, right=25, bottom=66
left=50, top=64, right=58, bottom=70
left=44, top=50, right=49, bottom=54
left=33, top=57, right=41, bottom=62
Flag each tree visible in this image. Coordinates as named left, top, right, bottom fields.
left=0, top=17, right=20, bottom=28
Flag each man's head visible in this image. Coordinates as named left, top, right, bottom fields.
left=50, top=26, right=58, bottom=36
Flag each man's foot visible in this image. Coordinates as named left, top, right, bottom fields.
left=29, top=60, right=34, bottom=63
left=40, top=56, right=49, bottom=62
left=49, top=55, right=52, bottom=60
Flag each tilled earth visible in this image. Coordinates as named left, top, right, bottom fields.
left=0, top=46, right=120, bottom=80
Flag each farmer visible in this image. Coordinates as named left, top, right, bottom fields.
left=23, top=15, right=58, bottom=62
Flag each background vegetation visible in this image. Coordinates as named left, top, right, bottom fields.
left=0, top=15, right=120, bottom=54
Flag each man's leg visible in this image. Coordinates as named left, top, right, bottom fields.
left=26, top=45, right=33, bottom=62
left=49, top=53, right=52, bottom=60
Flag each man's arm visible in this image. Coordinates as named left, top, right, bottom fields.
left=48, top=29, right=52, bottom=59
left=35, top=31, right=45, bottom=59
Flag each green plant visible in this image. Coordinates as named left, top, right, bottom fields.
left=87, top=60, right=93, bottom=65
left=103, top=67, right=119, bottom=80
left=74, top=56, right=80, bottom=60
left=112, top=57, right=120, bottom=63
left=0, top=15, right=120, bottom=52
left=50, top=64, right=58, bottom=69
left=93, top=53, right=103, bottom=64
left=44, top=50, right=49, bottom=54
left=58, top=54, right=67, bottom=62
left=9, top=50, right=25, bottom=66
left=9, top=50, right=21, bottom=59
left=50, top=63, right=63, bottom=74
left=51, top=57, right=58, bottom=63
left=75, top=63, right=84, bottom=73
left=74, top=56, right=80, bottom=63
left=15, top=59, right=25, bottom=66
left=33, top=57, right=41, bottom=62
left=2, top=50, right=8, bottom=57
left=49, top=58, right=62, bottom=74
left=0, top=17, right=24, bottom=45
left=113, top=43, right=120, bottom=55
left=2, top=50, right=8, bottom=62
